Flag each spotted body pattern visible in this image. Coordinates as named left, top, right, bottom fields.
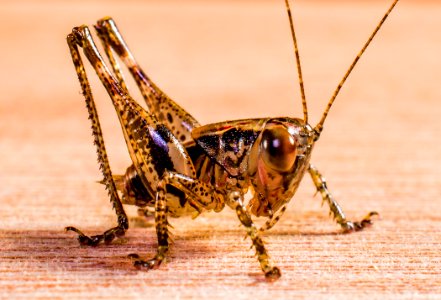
left=66, top=0, right=399, bottom=279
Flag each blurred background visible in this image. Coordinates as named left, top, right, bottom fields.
left=0, top=0, right=440, bottom=298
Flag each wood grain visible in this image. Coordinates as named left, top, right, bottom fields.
left=1, top=1, right=440, bottom=299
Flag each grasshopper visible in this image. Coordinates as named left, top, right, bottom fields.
left=66, top=0, right=399, bottom=279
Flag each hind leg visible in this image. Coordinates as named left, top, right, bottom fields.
left=94, top=17, right=200, bottom=144
left=65, top=33, right=128, bottom=246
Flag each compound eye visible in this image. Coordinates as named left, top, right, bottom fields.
left=261, top=125, right=298, bottom=172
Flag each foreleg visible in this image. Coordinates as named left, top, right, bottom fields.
left=258, top=205, right=288, bottom=232
left=227, top=191, right=281, bottom=279
left=308, top=164, right=377, bottom=232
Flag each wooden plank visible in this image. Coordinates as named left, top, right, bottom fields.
left=1, top=1, right=440, bottom=298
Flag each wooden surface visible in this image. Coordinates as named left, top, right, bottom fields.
left=1, top=0, right=440, bottom=299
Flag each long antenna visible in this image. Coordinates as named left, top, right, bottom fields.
left=285, top=0, right=308, bottom=124
left=314, top=0, right=399, bottom=134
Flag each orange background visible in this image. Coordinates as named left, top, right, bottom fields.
left=1, top=1, right=440, bottom=298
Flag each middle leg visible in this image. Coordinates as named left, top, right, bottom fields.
left=130, top=171, right=225, bottom=269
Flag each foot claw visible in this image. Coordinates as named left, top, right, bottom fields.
left=129, top=254, right=162, bottom=270
left=65, top=225, right=126, bottom=246
left=128, top=253, right=140, bottom=259
left=65, top=226, right=84, bottom=235
left=65, top=226, right=99, bottom=246
left=77, top=233, right=102, bottom=246
left=265, top=267, right=281, bottom=280
left=341, top=211, right=379, bottom=233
